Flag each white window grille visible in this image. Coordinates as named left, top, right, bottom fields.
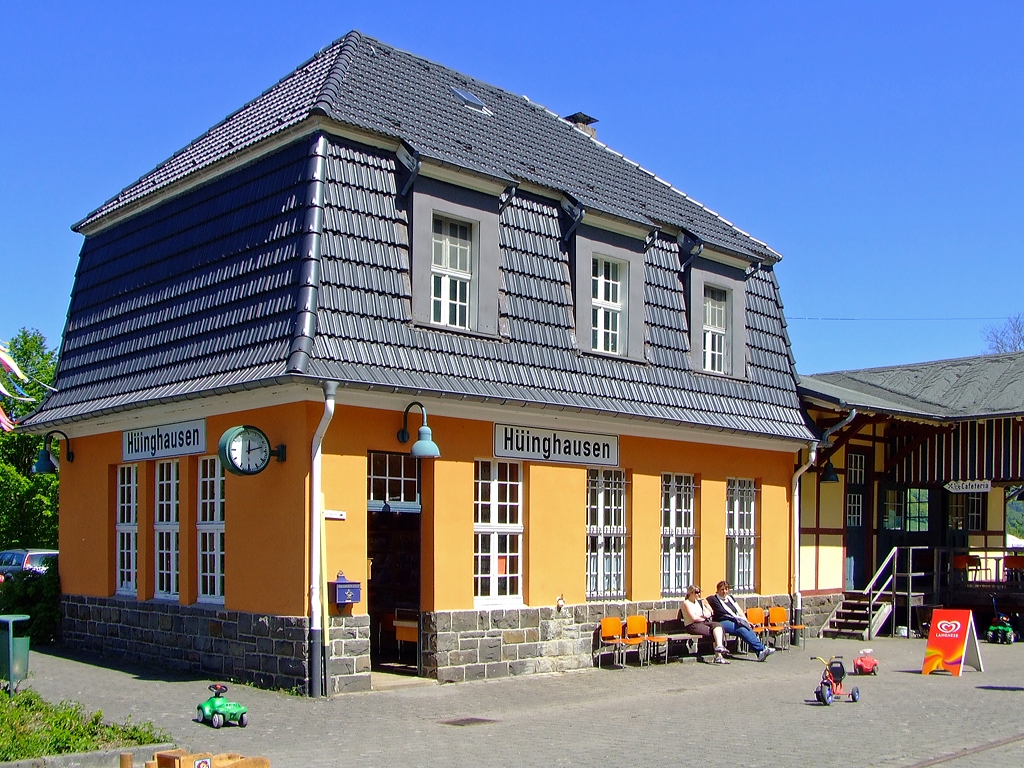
left=726, top=478, right=756, bottom=593
left=432, top=215, right=473, bottom=329
left=591, top=257, right=624, bottom=354
left=661, top=473, right=695, bottom=596
left=847, top=453, right=866, bottom=485
left=949, top=492, right=984, bottom=532
left=116, top=464, right=138, bottom=595
left=367, top=452, right=421, bottom=512
left=586, top=468, right=627, bottom=599
left=198, top=456, right=225, bottom=602
left=846, top=493, right=863, bottom=527
left=703, top=286, right=728, bottom=373
left=473, top=460, right=523, bottom=604
left=155, top=459, right=180, bottom=598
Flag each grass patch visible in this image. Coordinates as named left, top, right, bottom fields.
left=0, top=689, right=168, bottom=762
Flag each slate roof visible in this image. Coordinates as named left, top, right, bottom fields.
left=799, top=351, right=1024, bottom=421
left=25, top=33, right=813, bottom=441
left=76, top=31, right=779, bottom=264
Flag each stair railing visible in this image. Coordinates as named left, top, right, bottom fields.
left=863, top=547, right=899, bottom=639
left=859, top=545, right=930, bottom=639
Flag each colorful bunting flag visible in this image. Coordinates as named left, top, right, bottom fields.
left=0, top=346, right=28, bottom=381
left=0, top=404, right=14, bottom=432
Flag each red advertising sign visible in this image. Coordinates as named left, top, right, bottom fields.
left=922, top=609, right=984, bottom=676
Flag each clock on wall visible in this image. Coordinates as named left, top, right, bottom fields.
left=218, top=425, right=286, bottom=476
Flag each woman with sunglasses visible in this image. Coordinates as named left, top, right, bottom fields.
left=681, top=585, right=730, bottom=664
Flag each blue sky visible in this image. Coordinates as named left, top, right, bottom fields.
left=1, top=1, right=1021, bottom=374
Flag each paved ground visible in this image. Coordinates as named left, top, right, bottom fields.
left=20, top=637, right=1024, bottom=767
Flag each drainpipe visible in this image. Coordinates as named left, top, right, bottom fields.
left=309, top=380, right=338, bottom=697
left=790, top=408, right=858, bottom=642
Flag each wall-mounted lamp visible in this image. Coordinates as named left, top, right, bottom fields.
left=32, top=430, right=74, bottom=475
left=397, top=401, right=440, bottom=458
left=819, top=460, right=840, bottom=484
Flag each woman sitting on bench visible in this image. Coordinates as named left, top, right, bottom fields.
left=681, top=585, right=730, bottom=664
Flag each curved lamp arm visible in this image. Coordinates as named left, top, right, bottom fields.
left=396, top=401, right=440, bottom=458
left=32, top=430, right=73, bottom=474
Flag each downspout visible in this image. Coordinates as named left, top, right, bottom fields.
left=309, top=380, right=338, bottom=697
left=790, top=408, right=858, bottom=640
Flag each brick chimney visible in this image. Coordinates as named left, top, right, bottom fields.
left=564, top=112, right=598, bottom=139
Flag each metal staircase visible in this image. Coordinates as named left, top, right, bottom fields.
left=821, top=546, right=927, bottom=640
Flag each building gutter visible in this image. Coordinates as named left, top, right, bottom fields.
left=286, top=133, right=328, bottom=374
left=790, top=408, right=857, bottom=639
left=309, top=380, right=338, bottom=697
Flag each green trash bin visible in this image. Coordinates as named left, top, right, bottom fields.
left=1, top=614, right=30, bottom=695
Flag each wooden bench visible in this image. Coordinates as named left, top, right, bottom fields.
left=647, top=608, right=734, bottom=661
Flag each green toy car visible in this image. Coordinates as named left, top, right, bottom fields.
left=196, top=684, right=248, bottom=728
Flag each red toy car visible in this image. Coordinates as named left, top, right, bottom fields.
left=853, top=649, right=879, bottom=675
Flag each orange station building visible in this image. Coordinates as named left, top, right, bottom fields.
left=23, top=33, right=815, bottom=694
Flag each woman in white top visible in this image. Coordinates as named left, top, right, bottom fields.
left=680, top=585, right=730, bottom=664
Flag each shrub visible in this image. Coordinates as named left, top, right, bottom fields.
left=0, top=689, right=166, bottom=762
left=0, top=558, right=61, bottom=644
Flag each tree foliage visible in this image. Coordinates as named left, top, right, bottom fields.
left=983, top=313, right=1024, bottom=354
left=0, top=329, right=58, bottom=549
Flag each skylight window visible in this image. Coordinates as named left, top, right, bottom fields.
left=451, top=87, right=491, bottom=115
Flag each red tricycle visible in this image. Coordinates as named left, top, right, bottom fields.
left=812, top=655, right=860, bottom=705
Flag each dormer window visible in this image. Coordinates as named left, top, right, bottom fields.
left=411, top=177, right=501, bottom=336
left=592, top=256, right=624, bottom=354
left=573, top=225, right=646, bottom=361
left=702, top=286, right=728, bottom=373
left=432, top=216, right=474, bottom=329
left=687, top=253, right=747, bottom=379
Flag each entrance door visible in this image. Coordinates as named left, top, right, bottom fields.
left=845, top=452, right=869, bottom=590
left=945, top=491, right=985, bottom=549
left=366, top=452, right=422, bottom=674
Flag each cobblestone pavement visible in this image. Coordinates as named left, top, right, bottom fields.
left=22, top=637, right=1024, bottom=767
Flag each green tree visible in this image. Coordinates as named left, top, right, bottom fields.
left=0, top=329, right=58, bottom=548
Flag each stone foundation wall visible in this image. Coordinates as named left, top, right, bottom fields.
left=422, top=593, right=793, bottom=683
left=62, top=595, right=309, bottom=693
left=798, top=592, right=845, bottom=635
left=326, top=614, right=371, bottom=693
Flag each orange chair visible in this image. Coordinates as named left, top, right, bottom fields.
left=632, top=614, right=670, bottom=664
left=1004, top=555, right=1024, bottom=583
left=596, top=617, right=625, bottom=668
left=622, top=615, right=649, bottom=665
left=952, top=554, right=983, bottom=582
left=745, top=607, right=769, bottom=648
left=766, top=606, right=790, bottom=650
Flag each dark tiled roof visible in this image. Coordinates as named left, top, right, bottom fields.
left=77, top=32, right=780, bottom=264
left=25, top=140, right=313, bottom=425
left=26, top=34, right=812, bottom=441
left=799, top=351, right=1024, bottom=420
left=304, top=137, right=809, bottom=439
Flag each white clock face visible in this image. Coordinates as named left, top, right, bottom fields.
left=227, top=427, right=271, bottom=475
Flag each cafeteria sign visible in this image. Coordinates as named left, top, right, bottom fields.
left=494, top=423, right=618, bottom=466
left=922, top=609, right=984, bottom=676
left=123, top=419, right=206, bottom=461
left=943, top=480, right=991, bottom=493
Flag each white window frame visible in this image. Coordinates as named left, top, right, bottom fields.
left=431, top=214, right=475, bottom=330
left=116, top=464, right=138, bottom=596
left=586, top=468, right=627, bottom=600
left=846, top=493, right=864, bottom=527
left=687, top=257, right=747, bottom=379
left=591, top=256, right=625, bottom=355
left=473, top=460, right=524, bottom=606
left=702, top=285, right=728, bottom=374
left=661, top=473, right=695, bottom=597
left=726, top=478, right=756, bottom=593
left=367, top=451, right=421, bottom=513
left=155, top=459, right=180, bottom=599
left=198, top=456, right=225, bottom=603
